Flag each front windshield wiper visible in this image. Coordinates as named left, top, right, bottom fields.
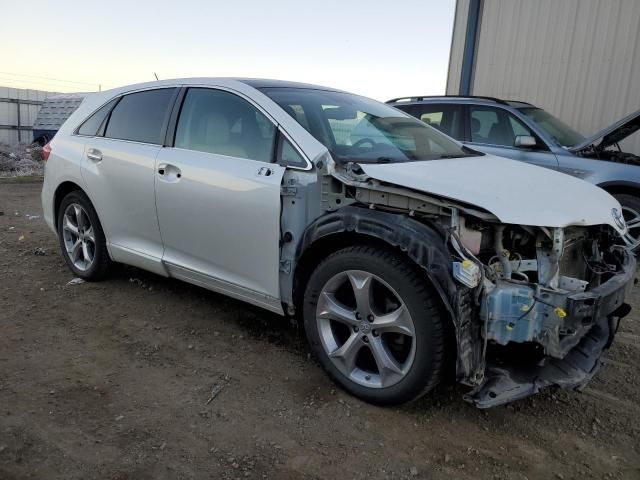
left=434, top=153, right=478, bottom=159
left=333, top=155, right=401, bottom=164
left=462, top=145, right=484, bottom=156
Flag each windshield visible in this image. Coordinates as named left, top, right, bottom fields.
left=260, top=87, right=474, bottom=163
left=519, top=107, right=586, bottom=148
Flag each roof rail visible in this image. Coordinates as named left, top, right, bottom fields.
left=386, top=95, right=510, bottom=105
left=504, top=99, right=534, bottom=106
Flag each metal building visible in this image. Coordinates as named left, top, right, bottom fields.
left=447, top=0, right=640, bottom=154
left=0, top=87, right=58, bottom=145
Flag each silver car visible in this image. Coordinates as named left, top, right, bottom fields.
left=41, top=78, right=635, bottom=407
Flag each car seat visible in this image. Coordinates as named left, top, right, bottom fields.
left=193, top=113, right=248, bottom=158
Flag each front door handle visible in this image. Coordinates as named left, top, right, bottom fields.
left=157, top=163, right=181, bottom=181
left=86, top=148, right=102, bottom=162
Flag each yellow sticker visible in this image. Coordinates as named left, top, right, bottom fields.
left=554, top=307, right=567, bottom=318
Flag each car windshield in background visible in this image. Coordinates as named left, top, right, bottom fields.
left=260, top=88, right=473, bottom=163
left=519, top=107, right=586, bottom=148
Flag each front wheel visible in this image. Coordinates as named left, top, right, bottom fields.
left=303, top=245, right=447, bottom=405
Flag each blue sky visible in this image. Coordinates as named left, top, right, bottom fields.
left=2, top=0, right=455, bottom=101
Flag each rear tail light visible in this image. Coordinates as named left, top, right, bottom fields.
left=41, top=142, right=52, bottom=161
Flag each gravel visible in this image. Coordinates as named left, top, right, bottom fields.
left=0, top=143, right=44, bottom=177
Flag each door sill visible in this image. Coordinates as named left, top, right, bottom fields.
left=109, top=243, right=169, bottom=277
left=163, top=261, right=284, bottom=315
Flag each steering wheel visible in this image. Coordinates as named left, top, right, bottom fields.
left=352, top=138, right=376, bottom=149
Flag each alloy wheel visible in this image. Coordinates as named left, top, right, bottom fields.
left=621, top=205, right=640, bottom=244
left=62, top=203, right=96, bottom=271
left=316, top=270, right=416, bottom=389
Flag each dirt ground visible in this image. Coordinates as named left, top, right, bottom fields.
left=1, top=181, right=639, bottom=480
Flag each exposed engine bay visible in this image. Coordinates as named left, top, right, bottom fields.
left=579, top=144, right=640, bottom=164
left=454, top=220, right=622, bottom=357
left=450, top=215, right=635, bottom=407
left=315, top=158, right=636, bottom=407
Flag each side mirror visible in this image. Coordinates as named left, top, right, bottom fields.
left=514, top=135, right=537, bottom=148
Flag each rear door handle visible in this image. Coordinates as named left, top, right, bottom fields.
left=86, top=148, right=102, bottom=162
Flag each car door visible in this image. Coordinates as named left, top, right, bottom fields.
left=154, top=87, right=286, bottom=312
left=463, top=105, right=560, bottom=170
left=80, top=88, right=178, bottom=272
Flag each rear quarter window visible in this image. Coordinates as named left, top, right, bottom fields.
left=104, top=88, right=176, bottom=144
left=77, top=98, right=119, bottom=136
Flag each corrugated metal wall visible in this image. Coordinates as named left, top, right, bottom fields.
left=447, top=0, right=640, bottom=154
left=446, top=0, right=470, bottom=95
left=0, top=87, right=57, bottom=144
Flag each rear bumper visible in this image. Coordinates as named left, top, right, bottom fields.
left=466, top=248, right=636, bottom=408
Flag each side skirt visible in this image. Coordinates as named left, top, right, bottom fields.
left=163, top=261, right=284, bottom=315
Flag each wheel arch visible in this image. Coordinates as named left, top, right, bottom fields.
left=292, top=206, right=477, bottom=380
left=598, top=180, right=640, bottom=199
left=293, top=207, right=458, bottom=316
left=53, top=181, right=85, bottom=224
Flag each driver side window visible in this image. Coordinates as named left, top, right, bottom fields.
left=175, top=88, right=276, bottom=162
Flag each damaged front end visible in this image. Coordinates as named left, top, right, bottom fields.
left=321, top=158, right=636, bottom=407
left=456, top=221, right=636, bottom=407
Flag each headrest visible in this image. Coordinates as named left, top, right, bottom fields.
left=471, top=117, right=481, bottom=134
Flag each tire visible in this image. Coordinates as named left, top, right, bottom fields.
left=57, top=190, right=112, bottom=280
left=303, top=245, right=447, bottom=405
left=613, top=193, right=640, bottom=250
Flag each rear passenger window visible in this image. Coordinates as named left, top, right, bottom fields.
left=77, top=98, right=119, bottom=136
left=105, top=88, right=176, bottom=144
left=397, top=104, right=463, bottom=140
left=174, top=88, right=276, bottom=163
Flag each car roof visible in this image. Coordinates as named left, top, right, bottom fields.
left=96, top=77, right=347, bottom=100
left=238, top=78, right=344, bottom=92
left=386, top=95, right=536, bottom=109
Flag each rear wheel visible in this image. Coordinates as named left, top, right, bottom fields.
left=303, top=245, right=447, bottom=405
left=57, top=190, right=112, bottom=280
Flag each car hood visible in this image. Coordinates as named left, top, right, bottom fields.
left=359, top=155, right=627, bottom=234
left=569, top=108, right=640, bottom=153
